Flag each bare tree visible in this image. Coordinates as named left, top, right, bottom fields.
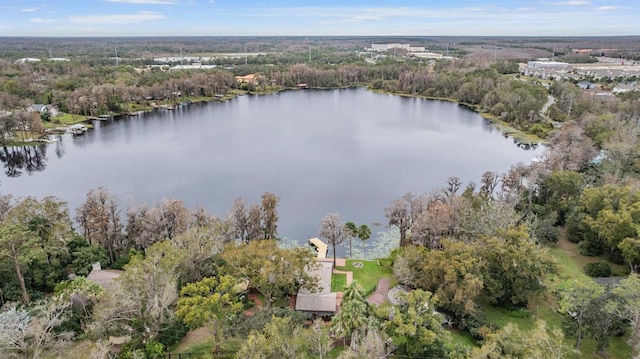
left=75, top=187, right=123, bottom=263
left=0, top=298, right=74, bottom=359
left=231, top=197, right=249, bottom=242
left=319, top=213, right=344, bottom=267
left=480, top=171, right=500, bottom=198
left=384, top=193, right=420, bottom=247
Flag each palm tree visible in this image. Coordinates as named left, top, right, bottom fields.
left=344, top=221, right=358, bottom=258
left=357, top=224, right=371, bottom=257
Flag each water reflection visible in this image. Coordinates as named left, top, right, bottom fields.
left=0, top=145, right=48, bottom=177
left=0, top=88, right=543, bottom=244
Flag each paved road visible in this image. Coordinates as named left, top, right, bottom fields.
left=366, top=277, right=390, bottom=306
left=541, top=94, right=556, bottom=117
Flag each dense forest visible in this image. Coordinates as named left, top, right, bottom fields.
left=1, top=37, right=640, bottom=358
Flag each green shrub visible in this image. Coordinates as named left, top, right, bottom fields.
left=497, top=306, right=532, bottom=318
left=584, top=262, right=612, bottom=277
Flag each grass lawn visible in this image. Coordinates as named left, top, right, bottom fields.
left=46, top=113, right=86, bottom=127
left=334, top=259, right=394, bottom=295
left=170, top=330, right=243, bottom=359
left=331, top=273, right=347, bottom=292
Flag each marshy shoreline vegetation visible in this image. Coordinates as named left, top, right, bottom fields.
left=1, top=36, right=640, bottom=358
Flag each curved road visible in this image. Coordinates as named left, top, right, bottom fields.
left=541, top=94, right=556, bottom=117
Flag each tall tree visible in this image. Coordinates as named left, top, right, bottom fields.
left=330, top=282, right=375, bottom=344
left=0, top=224, right=42, bottom=304
left=357, top=224, right=371, bottom=257
left=236, top=315, right=308, bottom=358
left=559, top=277, right=605, bottom=350
left=231, top=197, right=249, bottom=242
left=176, top=275, right=245, bottom=353
left=613, top=274, right=640, bottom=358
left=246, top=204, right=262, bottom=241
left=319, top=213, right=344, bottom=268
left=90, top=240, right=184, bottom=342
left=384, top=193, right=415, bottom=247
left=381, top=289, right=450, bottom=358
left=261, top=192, right=279, bottom=240
left=4, top=196, right=73, bottom=266
left=221, top=240, right=319, bottom=309
left=308, top=318, right=333, bottom=359
left=344, top=221, right=358, bottom=258
left=479, top=226, right=557, bottom=307
left=75, top=187, right=124, bottom=263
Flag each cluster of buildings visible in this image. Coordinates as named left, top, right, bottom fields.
left=366, top=43, right=455, bottom=61
left=15, top=57, right=70, bottom=64
left=522, top=57, right=640, bottom=83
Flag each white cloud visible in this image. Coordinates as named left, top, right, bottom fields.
left=549, top=1, right=591, bottom=5
left=69, top=11, right=165, bottom=25
left=105, top=0, right=176, bottom=4
left=21, top=7, right=38, bottom=12
left=596, top=6, right=619, bottom=11
left=31, top=18, right=59, bottom=23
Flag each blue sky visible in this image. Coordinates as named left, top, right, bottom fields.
left=0, top=0, right=638, bottom=37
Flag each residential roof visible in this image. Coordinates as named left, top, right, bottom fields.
left=295, top=292, right=337, bottom=312
left=295, top=260, right=337, bottom=313
left=309, top=237, right=328, bottom=259
left=86, top=268, right=124, bottom=291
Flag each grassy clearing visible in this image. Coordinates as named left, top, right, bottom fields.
left=46, top=113, right=86, bottom=127
left=331, top=273, right=347, bottom=292
left=171, top=333, right=243, bottom=359
left=334, top=259, right=393, bottom=295
left=553, top=235, right=629, bottom=276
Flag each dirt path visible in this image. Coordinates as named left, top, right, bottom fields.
left=366, top=277, right=390, bottom=306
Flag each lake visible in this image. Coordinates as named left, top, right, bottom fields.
left=0, top=88, right=542, bottom=251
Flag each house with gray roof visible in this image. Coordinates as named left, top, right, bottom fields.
left=295, top=260, right=337, bottom=318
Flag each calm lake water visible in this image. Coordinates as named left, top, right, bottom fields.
left=0, top=88, right=542, bottom=248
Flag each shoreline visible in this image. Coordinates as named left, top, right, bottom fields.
left=8, top=85, right=545, bottom=147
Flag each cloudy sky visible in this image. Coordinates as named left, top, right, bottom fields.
left=0, top=0, right=638, bottom=37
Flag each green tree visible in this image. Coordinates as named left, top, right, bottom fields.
left=619, top=237, right=640, bottom=274
left=176, top=275, right=244, bottom=353
left=330, top=282, right=375, bottom=344
left=613, top=274, right=640, bottom=358
left=235, top=315, right=308, bottom=358
left=221, top=240, right=319, bottom=309
left=357, top=224, right=371, bottom=256
left=479, top=226, right=557, bottom=307
left=539, top=170, right=583, bottom=223
left=344, top=221, right=358, bottom=258
left=471, top=320, right=576, bottom=359
left=90, top=240, right=184, bottom=343
left=5, top=197, right=73, bottom=266
left=417, top=240, right=484, bottom=321
left=559, top=277, right=605, bottom=350
left=381, top=289, right=449, bottom=358
left=0, top=224, right=43, bottom=304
